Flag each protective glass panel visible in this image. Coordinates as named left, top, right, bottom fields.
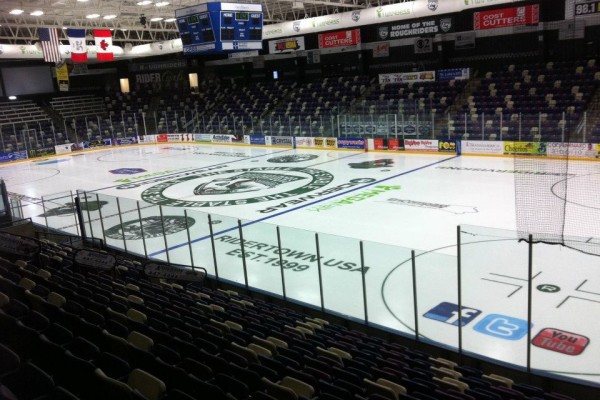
left=40, top=191, right=79, bottom=235
left=138, top=202, right=168, bottom=262
left=160, top=205, right=194, bottom=267
left=414, top=249, right=459, bottom=349
left=112, top=197, right=145, bottom=257
left=363, top=240, right=416, bottom=336
left=530, top=231, right=600, bottom=381
left=278, top=225, right=321, bottom=308
left=318, top=232, right=364, bottom=321
left=186, top=209, right=216, bottom=277
left=460, top=225, right=529, bottom=367
left=238, top=220, right=283, bottom=297
left=211, top=214, right=245, bottom=285
left=95, top=193, right=126, bottom=251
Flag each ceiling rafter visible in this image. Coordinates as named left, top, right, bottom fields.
left=0, top=0, right=413, bottom=45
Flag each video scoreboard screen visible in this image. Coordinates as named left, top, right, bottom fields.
left=175, top=2, right=263, bottom=55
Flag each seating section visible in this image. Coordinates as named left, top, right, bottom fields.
left=0, top=237, right=579, bottom=400
left=0, top=100, right=58, bottom=152
left=50, top=95, right=107, bottom=120
left=444, top=59, right=600, bottom=141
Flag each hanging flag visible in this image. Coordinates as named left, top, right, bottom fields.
left=67, top=28, right=87, bottom=63
left=94, top=29, right=114, bottom=61
left=55, top=61, right=69, bottom=92
left=38, top=27, right=62, bottom=63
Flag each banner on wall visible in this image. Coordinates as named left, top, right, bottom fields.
left=268, top=36, right=305, bottom=53
left=474, top=4, right=539, bottom=30
left=250, top=135, right=266, bottom=145
left=438, top=68, right=470, bottom=81
left=455, top=32, right=476, bottom=49
left=55, top=62, right=69, bottom=92
left=378, top=71, right=435, bottom=84
left=337, top=138, right=365, bottom=149
left=414, top=37, right=433, bottom=54
left=462, top=140, right=504, bottom=154
left=565, top=0, right=600, bottom=19
left=546, top=142, right=596, bottom=157
left=294, top=137, right=314, bottom=147
left=504, top=141, right=546, bottom=155
left=318, top=29, right=361, bottom=49
left=404, top=139, right=439, bottom=152
left=194, top=134, right=212, bottom=142
left=377, top=17, right=454, bottom=41
left=0, top=150, right=27, bottom=163
left=139, top=135, right=156, bottom=143
left=372, top=42, right=390, bottom=58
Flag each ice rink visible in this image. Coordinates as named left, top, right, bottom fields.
left=1, top=143, right=599, bottom=386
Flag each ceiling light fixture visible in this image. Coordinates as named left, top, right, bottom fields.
left=31, top=10, right=44, bottom=16
left=137, top=1, right=153, bottom=5
left=86, top=13, right=100, bottom=19
left=150, top=17, right=163, bottom=22
left=164, top=17, right=176, bottom=22
left=103, top=15, right=117, bottom=20
left=9, top=9, right=24, bottom=15
left=155, top=2, right=170, bottom=6
left=77, top=0, right=90, bottom=2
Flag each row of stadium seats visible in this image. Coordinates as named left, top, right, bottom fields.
left=0, top=235, right=578, bottom=400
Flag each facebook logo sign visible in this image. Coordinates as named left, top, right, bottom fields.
left=473, top=314, right=530, bottom=340
left=423, top=302, right=482, bottom=326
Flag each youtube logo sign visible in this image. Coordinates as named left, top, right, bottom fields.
left=532, top=328, right=589, bottom=356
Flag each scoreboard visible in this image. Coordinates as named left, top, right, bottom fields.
left=175, top=3, right=263, bottom=55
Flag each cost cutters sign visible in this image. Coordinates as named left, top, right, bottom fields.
left=318, top=29, right=361, bottom=49
left=474, top=4, right=539, bottom=30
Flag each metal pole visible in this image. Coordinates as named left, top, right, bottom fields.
left=237, top=220, right=249, bottom=291
left=116, top=197, right=127, bottom=253
left=137, top=202, right=148, bottom=258
left=527, top=234, right=533, bottom=373
left=457, top=225, right=463, bottom=358
left=184, top=210, right=195, bottom=269
left=159, top=205, right=170, bottom=263
left=411, top=249, right=419, bottom=341
left=360, top=241, right=368, bottom=325
left=315, top=233, right=325, bottom=312
left=96, top=193, right=107, bottom=245
left=69, top=191, right=80, bottom=237
left=42, top=195, right=49, bottom=232
left=208, top=214, right=219, bottom=280
left=276, top=227, right=287, bottom=300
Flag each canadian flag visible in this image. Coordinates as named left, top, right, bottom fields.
left=67, top=28, right=87, bottom=63
left=93, top=29, right=114, bottom=61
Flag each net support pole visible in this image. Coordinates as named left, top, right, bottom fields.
left=411, top=249, right=419, bottom=341
left=237, top=219, right=249, bottom=291
left=315, top=233, right=325, bottom=312
left=527, top=233, right=533, bottom=374
left=359, top=241, right=368, bottom=325
left=208, top=214, right=219, bottom=281
left=276, top=226, right=287, bottom=301
left=457, top=225, right=463, bottom=359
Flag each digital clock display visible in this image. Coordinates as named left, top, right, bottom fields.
left=575, top=0, right=600, bottom=15
left=235, top=12, right=249, bottom=21
left=188, top=15, right=199, bottom=24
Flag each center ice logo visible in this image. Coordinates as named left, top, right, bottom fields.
left=267, top=154, right=318, bottom=163
left=140, top=167, right=334, bottom=208
left=349, top=159, right=394, bottom=169
left=193, top=172, right=306, bottom=195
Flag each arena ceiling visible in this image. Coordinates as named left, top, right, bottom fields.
left=0, top=0, right=410, bottom=44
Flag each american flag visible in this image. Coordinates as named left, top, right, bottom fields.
left=38, top=27, right=62, bottom=63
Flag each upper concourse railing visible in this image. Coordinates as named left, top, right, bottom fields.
left=1, top=108, right=599, bottom=155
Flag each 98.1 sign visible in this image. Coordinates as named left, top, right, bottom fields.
left=566, top=0, right=600, bottom=17
left=575, top=0, right=599, bottom=15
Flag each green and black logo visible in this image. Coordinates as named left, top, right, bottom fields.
left=104, top=216, right=195, bottom=240
left=267, top=154, right=318, bottom=163
left=349, top=159, right=394, bottom=169
left=39, top=199, right=108, bottom=217
left=141, top=166, right=334, bottom=208
left=193, top=172, right=306, bottom=195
